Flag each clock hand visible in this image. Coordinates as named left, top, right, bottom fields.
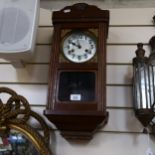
left=72, top=42, right=81, bottom=49
left=76, top=40, right=82, bottom=49
left=69, top=40, right=81, bottom=48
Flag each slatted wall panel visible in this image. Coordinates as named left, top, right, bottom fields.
left=1, top=5, right=155, bottom=155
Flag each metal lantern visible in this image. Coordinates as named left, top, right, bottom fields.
left=133, top=43, right=155, bottom=127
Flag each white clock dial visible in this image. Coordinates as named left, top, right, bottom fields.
left=62, top=31, right=97, bottom=63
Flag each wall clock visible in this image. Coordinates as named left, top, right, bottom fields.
left=44, top=3, right=110, bottom=139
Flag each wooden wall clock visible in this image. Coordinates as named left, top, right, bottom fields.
left=44, top=3, right=109, bottom=139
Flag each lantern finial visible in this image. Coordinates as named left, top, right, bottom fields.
left=135, top=43, right=145, bottom=58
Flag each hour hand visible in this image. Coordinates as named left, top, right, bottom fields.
left=69, top=40, right=81, bottom=48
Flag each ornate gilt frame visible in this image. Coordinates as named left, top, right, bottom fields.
left=0, top=87, right=52, bottom=155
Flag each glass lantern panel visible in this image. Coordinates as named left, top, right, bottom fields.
left=134, top=63, right=155, bottom=109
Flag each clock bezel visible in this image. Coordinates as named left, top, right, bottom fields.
left=61, top=30, right=97, bottom=63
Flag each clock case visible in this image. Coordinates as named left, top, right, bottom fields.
left=44, top=3, right=109, bottom=139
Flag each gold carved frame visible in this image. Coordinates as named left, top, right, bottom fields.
left=0, top=87, right=52, bottom=155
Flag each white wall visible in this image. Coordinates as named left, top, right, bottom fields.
left=1, top=2, right=155, bottom=155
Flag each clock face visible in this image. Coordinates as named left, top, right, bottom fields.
left=62, top=31, right=97, bottom=63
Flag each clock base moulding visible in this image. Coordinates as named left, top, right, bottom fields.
left=44, top=110, right=109, bottom=140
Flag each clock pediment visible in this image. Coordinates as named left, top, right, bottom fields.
left=53, top=3, right=109, bottom=24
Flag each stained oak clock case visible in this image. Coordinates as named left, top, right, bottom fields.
left=44, top=3, right=109, bottom=139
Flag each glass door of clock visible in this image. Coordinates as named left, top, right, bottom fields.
left=58, top=72, right=96, bottom=102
